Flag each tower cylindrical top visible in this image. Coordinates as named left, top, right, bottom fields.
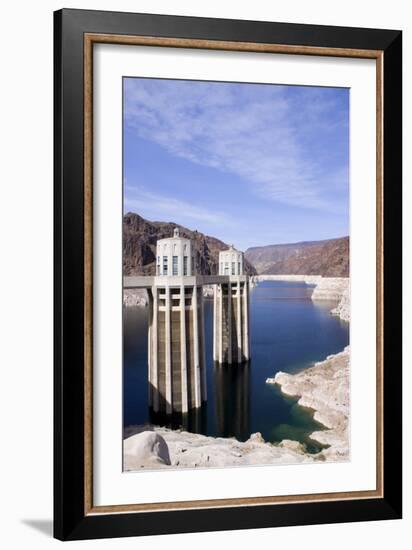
left=156, top=229, right=195, bottom=276
left=219, top=246, right=244, bottom=276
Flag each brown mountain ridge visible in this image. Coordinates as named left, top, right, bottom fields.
left=245, top=236, right=349, bottom=277
left=123, top=212, right=257, bottom=276
left=124, top=213, right=348, bottom=278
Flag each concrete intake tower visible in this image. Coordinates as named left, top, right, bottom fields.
left=124, top=230, right=251, bottom=417
left=213, top=246, right=250, bottom=364
left=148, top=228, right=206, bottom=415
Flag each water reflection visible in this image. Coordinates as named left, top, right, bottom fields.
left=149, top=404, right=208, bottom=435
left=213, top=361, right=250, bottom=440
left=148, top=360, right=251, bottom=440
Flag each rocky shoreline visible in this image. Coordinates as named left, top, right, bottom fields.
left=267, top=346, right=350, bottom=462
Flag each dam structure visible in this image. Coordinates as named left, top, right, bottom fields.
left=124, top=230, right=251, bottom=416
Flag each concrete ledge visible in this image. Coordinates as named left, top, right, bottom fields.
left=124, top=274, right=248, bottom=289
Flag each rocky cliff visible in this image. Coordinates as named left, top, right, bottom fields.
left=245, top=236, right=349, bottom=277
left=123, top=212, right=257, bottom=276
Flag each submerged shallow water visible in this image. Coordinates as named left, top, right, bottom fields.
left=123, top=280, right=349, bottom=453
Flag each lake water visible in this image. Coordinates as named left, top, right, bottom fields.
left=123, top=280, right=349, bottom=453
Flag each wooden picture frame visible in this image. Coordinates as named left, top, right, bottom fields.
left=54, top=8, right=402, bottom=540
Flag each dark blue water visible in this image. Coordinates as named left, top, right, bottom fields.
left=123, top=281, right=349, bottom=453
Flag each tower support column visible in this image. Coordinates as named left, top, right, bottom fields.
left=227, top=283, right=232, bottom=365
left=180, top=284, right=188, bottom=413
left=152, top=287, right=159, bottom=412
left=243, top=280, right=250, bottom=360
left=237, top=280, right=242, bottom=363
left=200, top=288, right=207, bottom=401
left=165, top=285, right=172, bottom=414
left=192, top=285, right=201, bottom=408
left=147, top=289, right=153, bottom=407
left=213, top=284, right=218, bottom=361
left=219, top=285, right=223, bottom=364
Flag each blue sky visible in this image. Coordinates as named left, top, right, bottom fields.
left=124, top=77, right=349, bottom=251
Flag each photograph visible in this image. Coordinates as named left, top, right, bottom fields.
left=122, top=76, right=351, bottom=472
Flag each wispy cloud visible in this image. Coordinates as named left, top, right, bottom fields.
left=125, top=185, right=234, bottom=228
left=124, top=79, right=348, bottom=210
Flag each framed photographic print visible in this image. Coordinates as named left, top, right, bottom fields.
left=54, top=8, right=402, bottom=541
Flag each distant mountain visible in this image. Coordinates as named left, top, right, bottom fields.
left=245, top=236, right=349, bottom=277
left=123, top=212, right=257, bottom=276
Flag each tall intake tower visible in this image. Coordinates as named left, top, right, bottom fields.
left=213, top=246, right=250, bottom=364
left=147, top=228, right=206, bottom=415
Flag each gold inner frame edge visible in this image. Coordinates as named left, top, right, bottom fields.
left=83, top=33, right=384, bottom=515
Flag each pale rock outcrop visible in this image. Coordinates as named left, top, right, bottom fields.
left=123, top=431, right=171, bottom=469
left=123, top=289, right=148, bottom=307
left=202, top=285, right=214, bottom=298
left=268, top=346, right=350, bottom=461
left=310, top=277, right=349, bottom=302
left=331, top=286, right=350, bottom=322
